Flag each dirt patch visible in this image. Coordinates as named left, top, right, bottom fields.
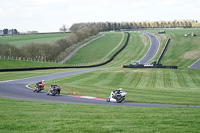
left=183, top=49, right=200, bottom=59
left=140, top=34, right=148, bottom=46
left=156, top=34, right=167, bottom=41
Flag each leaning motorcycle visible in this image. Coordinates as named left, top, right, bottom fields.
left=106, top=90, right=127, bottom=103
left=47, top=85, right=61, bottom=96
left=33, top=82, right=44, bottom=93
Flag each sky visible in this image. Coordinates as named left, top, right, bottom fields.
left=0, top=0, right=200, bottom=32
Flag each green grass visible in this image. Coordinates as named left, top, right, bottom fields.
left=0, top=68, right=88, bottom=81
left=0, top=59, right=64, bottom=69
left=0, top=98, right=200, bottom=133
left=65, top=32, right=125, bottom=65
left=105, top=32, right=150, bottom=67
left=145, top=29, right=200, bottom=68
left=37, top=68, right=200, bottom=106
left=1, top=29, right=200, bottom=132
left=0, top=33, right=69, bottom=47
left=66, top=31, right=150, bottom=67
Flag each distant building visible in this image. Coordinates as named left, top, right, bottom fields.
left=0, top=29, right=19, bottom=35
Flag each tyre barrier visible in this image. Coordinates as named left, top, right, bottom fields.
left=0, top=32, right=130, bottom=72
left=122, top=64, right=178, bottom=69
left=156, top=38, right=170, bottom=64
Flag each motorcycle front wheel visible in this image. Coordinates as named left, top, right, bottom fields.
left=106, top=98, right=110, bottom=102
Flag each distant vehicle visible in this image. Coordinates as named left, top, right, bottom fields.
left=47, top=84, right=61, bottom=96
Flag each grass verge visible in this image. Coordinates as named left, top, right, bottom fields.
left=0, top=97, right=199, bottom=133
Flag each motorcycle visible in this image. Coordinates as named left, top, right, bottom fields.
left=106, top=89, right=127, bottom=103
left=33, top=80, right=45, bottom=93
left=47, top=85, right=61, bottom=96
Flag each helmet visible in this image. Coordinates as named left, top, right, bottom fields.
left=42, top=80, right=45, bottom=82
left=119, top=88, right=124, bottom=92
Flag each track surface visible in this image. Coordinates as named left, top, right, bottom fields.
left=189, top=58, right=200, bottom=69
left=0, top=33, right=199, bottom=107
left=139, top=32, right=160, bottom=64
left=1, top=68, right=198, bottom=107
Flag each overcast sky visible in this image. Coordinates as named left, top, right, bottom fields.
left=0, top=0, right=199, bottom=32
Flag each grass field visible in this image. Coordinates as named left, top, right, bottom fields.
left=0, top=33, right=69, bottom=47
left=1, top=29, right=200, bottom=132
left=38, top=68, right=200, bottom=106
left=0, top=59, right=64, bottom=69
left=65, top=32, right=125, bottom=65
left=0, top=98, right=200, bottom=133
left=0, top=68, right=85, bottom=81
left=104, top=32, right=150, bottom=67
left=145, top=29, right=200, bottom=68
left=65, top=31, right=150, bottom=66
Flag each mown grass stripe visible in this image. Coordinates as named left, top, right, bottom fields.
left=190, top=70, right=200, bottom=87
left=136, top=70, right=149, bottom=88
left=176, top=70, right=188, bottom=88
left=170, top=70, right=181, bottom=88
left=163, top=70, right=171, bottom=88
left=155, top=69, right=164, bottom=88
left=147, top=70, right=156, bottom=88
left=182, top=72, right=197, bottom=88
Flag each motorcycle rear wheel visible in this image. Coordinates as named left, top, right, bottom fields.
left=116, top=96, right=124, bottom=103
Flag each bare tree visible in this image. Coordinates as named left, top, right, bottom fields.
left=59, top=25, right=67, bottom=33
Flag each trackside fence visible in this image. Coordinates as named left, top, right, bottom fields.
left=122, top=64, right=178, bottom=69
left=0, top=55, right=58, bottom=63
left=156, top=38, right=170, bottom=64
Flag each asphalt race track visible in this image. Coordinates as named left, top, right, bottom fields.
left=139, top=32, right=160, bottom=64
left=1, top=68, right=199, bottom=107
left=0, top=33, right=199, bottom=107
left=189, top=58, right=200, bottom=69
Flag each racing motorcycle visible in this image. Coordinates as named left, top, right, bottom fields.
left=106, top=88, right=127, bottom=103
left=33, top=80, right=45, bottom=93
left=47, top=84, right=61, bottom=96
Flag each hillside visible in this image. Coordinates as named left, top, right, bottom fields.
left=145, top=29, right=200, bottom=68
left=65, top=32, right=125, bottom=66
left=37, top=30, right=200, bottom=106
left=0, top=33, right=69, bottom=47
left=0, top=59, right=64, bottom=69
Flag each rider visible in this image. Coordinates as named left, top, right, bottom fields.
left=36, top=80, right=45, bottom=89
left=113, top=88, right=123, bottom=98
left=47, top=84, right=61, bottom=95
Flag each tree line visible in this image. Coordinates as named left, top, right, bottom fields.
left=0, top=23, right=100, bottom=62
left=77, top=19, right=199, bottom=31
